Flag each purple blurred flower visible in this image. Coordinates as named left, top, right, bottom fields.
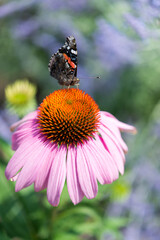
left=125, top=13, right=160, bottom=40
left=94, top=19, right=137, bottom=71
left=132, top=0, right=160, bottom=21
left=125, top=14, right=150, bottom=39
left=12, top=19, right=41, bottom=39
left=32, top=34, right=60, bottom=55
left=0, top=110, right=18, bottom=142
left=0, top=0, right=40, bottom=18
left=39, top=15, right=89, bottom=55
left=41, top=0, right=89, bottom=12
left=108, top=160, right=160, bottom=240
left=151, top=0, right=160, bottom=7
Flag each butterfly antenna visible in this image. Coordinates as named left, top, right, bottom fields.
left=79, top=76, right=100, bottom=79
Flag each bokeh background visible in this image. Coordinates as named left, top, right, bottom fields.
left=1, top=0, right=160, bottom=239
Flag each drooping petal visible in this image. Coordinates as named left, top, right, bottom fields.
left=115, top=121, right=137, bottom=133
left=10, top=111, right=37, bottom=132
left=67, top=146, right=84, bottom=205
left=76, top=144, right=98, bottom=199
left=100, top=113, right=128, bottom=153
left=82, top=140, right=113, bottom=184
left=23, top=111, right=38, bottom=120
left=10, top=172, right=20, bottom=182
left=90, top=136, right=119, bottom=181
left=15, top=139, right=49, bottom=191
left=34, top=144, right=58, bottom=192
left=100, top=120, right=127, bottom=156
left=100, top=123, right=125, bottom=160
left=100, top=111, right=115, bottom=119
left=11, top=111, right=38, bottom=150
left=12, top=128, right=33, bottom=151
left=100, top=111, right=136, bottom=133
left=5, top=137, right=40, bottom=180
left=47, top=146, right=67, bottom=206
left=99, top=125, right=125, bottom=174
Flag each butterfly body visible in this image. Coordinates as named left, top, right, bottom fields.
left=48, top=36, right=79, bottom=86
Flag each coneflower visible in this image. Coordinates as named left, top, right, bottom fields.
left=5, top=88, right=136, bottom=206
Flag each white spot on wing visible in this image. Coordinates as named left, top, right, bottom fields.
left=71, top=49, right=77, bottom=55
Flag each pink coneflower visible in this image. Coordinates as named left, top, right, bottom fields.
left=5, top=88, right=136, bottom=206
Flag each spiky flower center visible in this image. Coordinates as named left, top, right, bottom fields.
left=37, top=88, right=100, bottom=146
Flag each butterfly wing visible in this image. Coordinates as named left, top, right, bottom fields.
left=48, top=36, right=78, bottom=86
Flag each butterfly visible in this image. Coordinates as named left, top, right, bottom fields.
left=48, top=36, right=80, bottom=87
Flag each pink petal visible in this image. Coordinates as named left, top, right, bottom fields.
left=11, top=115, right=38, bottom=151
left=23, top=111, right=38, bottom=120
left=5, top=137, right=40, bottom=180
left=100, top=123, right=125, bottom=160
left=100, top=111, right=136, bottom=133
left=76, top=144, right=98, bottom=199
left=10, top=111, right=37, bottom=132
left=47, top=146, right=67, bottom=207
left=115, top=121, right=137, bottom=133
left=99, top=126, right=124, bottom=174
left=100, top=111, right=115, bottom=119
left=100, top=113, right=128, bottom=153
left=10, top=172, right=20, bottom=182
left=67, top=146, right=84, bottom=205
left=12, top=128, right=32, bottom=151
left=90, top=136, right=119, bottom=181
left=34, top=144, right=58, bottom=192
left=15, top=140, right=48, bottom=191
left=82, top=140, right=113, bottom=184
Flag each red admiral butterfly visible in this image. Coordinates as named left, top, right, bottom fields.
left=48, top=36, right=80, bottom=87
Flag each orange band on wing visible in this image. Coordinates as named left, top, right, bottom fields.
left=63, top=53, right=76, bottom=69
